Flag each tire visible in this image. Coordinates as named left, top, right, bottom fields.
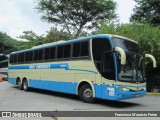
left=23, top=79, right=29, bottom=91
left=79, top=84, right=95, bottom=103
left=17, top=79, right=23, bottom=90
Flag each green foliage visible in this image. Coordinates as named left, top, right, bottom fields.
left=15, top=28, right=71, bottom=50
left=97, top=21, right=160, bottom=65
left=45, top=27, right=71, bottom=43
left=131, top=0, right=160, bottom=26
left=17, top=30, right=46, bottom=50
left=0, top=32, right=17, bottom=54
left=18, top=30, right=39, bottom=41
left=18, top=30, right=45, bottom=42
left=36, top=0, right=116, bottom=38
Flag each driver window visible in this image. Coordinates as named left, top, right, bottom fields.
left=102, top=53, right=115, bottom=80
left=92, top=38, right=111, bottom=73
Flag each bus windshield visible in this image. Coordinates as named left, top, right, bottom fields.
left=112, top=37, right=145, bottom=83
left=112, top=37, right=140, bottom=53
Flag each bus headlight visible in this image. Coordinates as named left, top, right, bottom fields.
left=118, top=87, right=130, bottom=91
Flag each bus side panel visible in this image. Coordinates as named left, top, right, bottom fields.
left=94, top=84, right=102, bottom=98
left=8, top=70, right=17, bottom=85
left=28, top=66, right=77, bottom=94
left=29, top=80, right=77, bottom=94
left=29, top=79, right=43, bottom=89
left=94, top=74, right=102, bottom=98
left=8, top=78, right=16, bottom=85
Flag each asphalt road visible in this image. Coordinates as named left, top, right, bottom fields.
left=0, top=81, right=160, bottom=120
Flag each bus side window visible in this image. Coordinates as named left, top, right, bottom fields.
left=50, top=47, right=55, bottom=60
left=25, top=51, right=33, bottom=62
left=72, top=41, right=89, bottom=58
left=80, top=41, right=89, bottom=57
left=18, top=53, right=25, bottom=63
left=57, top=45, right=64, bottom=59
left=44, top=47, right=56, bottom=61
left=34, top=49, right=43, bottom=61
left=73, top=42, right=80, bottom=57
left=102, top=53, right=115, bottom=80
left=92, top=38, right=112, bottom=73
left=44, top=47, right=50, bottom=60
left=10, top=54, right=13, bottom=63
left=64, top=44, right=71, bottom=58
left=13, top=54, right=18, bottom=64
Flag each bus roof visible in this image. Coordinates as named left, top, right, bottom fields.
left=10, top=34, right=137, bottom=54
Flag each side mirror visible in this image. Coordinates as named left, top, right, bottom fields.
left=145, top=54, right=157, bottom=68
left=115, top=47, right=126, bottom=65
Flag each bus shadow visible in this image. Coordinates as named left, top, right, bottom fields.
left=96, top=99, right=141, bottom=108
left=27, top=87, right=80, bottom=101
left=13, top=86, right=142, bottom=108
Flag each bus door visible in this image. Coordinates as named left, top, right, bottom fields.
left=101, top=52, right=116, bottom=98
left=91, top=38, right=113, bottom=98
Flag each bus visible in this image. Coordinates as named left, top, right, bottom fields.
left=8, top=34, right=156, bottom=102
left=0, top=59, right=8, bottom=81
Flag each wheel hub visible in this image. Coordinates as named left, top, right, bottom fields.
left=84, top=88, right=92, bottom=98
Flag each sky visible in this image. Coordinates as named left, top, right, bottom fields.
left=0, top=0, right=137, bottom=40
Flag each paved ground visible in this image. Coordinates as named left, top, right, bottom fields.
left=0, top=81, right=160, bottom=120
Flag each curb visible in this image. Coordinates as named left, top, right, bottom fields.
left=146, top=92, right=160, bottom=95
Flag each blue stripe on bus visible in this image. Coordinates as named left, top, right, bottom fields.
left=8, top=63, right=97, bottom=73
left=68, top=69, right=97, bottom=73
left=8, top=78, right=77, bottom=94
left=8, top=78, right=17, bottom=85
left=8, top=78, right=146, bottom=100
left=8, top=63, right=68, bottom=70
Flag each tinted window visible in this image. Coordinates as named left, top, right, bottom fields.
left=34, top=49, right=43, bottom=61
left=18, top=53, right=24, bottom=63
left=10, top=54, right=13, bottom=63
left=102, top=52, right=115, bottom=80
left=73, top=42, right=80, bottom=57
left=57, top=45, right=64, bottom=59
left=50, top=47, right=55, bottom=59
left=80, top=41, right=89, bottom=56
left=73, top=41, right=89, bottom=58
left=92, top=38, right=111, bottom=61
left=25, top=51, right=33, bottom=62
left=64, top=44, right=71, bottom=58
left=13, top=54, right=18, bottom=63
left=44, top=47, right=50, bottom=60
left=92, top=38, right=112, bottom=74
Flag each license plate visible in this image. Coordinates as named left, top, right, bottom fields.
left=134, top=94, right=141, bottom=97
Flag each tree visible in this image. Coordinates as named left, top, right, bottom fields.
left=18, top=30, right=44, bottom=42
left=17, top=30, right=45, bottom=49
left=96, top=21, right=160, bottom=65
left=0, top=32, right=17, bottom=54
left=45, top=27, right=70, bottom=42
left=131, top=0, right=160, bottom=26
left=36, top=0, right=116, bottom=38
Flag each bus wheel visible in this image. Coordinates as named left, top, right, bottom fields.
left=17, top=79, right=23, bottom=90
left=79, top=84, right=95, bottom=103
left=23, top=79, right=29, bottom=91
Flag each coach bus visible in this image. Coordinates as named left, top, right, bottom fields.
left=8, top=34, right=156, bottom=102
left=0, top=59, right=8, bottom=80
